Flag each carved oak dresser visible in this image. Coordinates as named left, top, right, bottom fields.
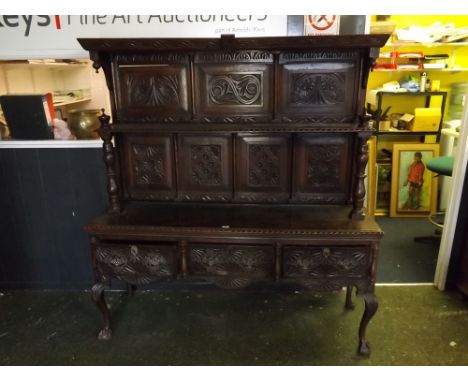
left=78, top=34, right=389, bottom=355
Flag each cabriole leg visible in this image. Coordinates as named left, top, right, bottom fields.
left=358, top=292, right=378, bottom=355
left=91, top=281, right=112, bottom=340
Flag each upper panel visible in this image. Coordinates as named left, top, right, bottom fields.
left=276, top=50, right=359, bottom=123
left=79, top=35, right=389, bottom=125
left=194, top=51, right=274, bottom=123
left=112, top=53, right=191, bottom=122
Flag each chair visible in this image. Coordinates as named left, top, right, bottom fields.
left=414, top=156, right=454, bottom=243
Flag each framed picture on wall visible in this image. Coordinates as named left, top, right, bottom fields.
left=375, top=161, right=392, bottom=215
left=390, top=143, right=439, bottom=218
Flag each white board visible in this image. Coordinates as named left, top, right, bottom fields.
left=0, top=15, right=288, bottom=59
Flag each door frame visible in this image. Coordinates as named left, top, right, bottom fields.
left=434, top=90, right=468, bottom=290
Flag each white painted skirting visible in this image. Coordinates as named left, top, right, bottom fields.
left=0, top=140, right=102, bottom=148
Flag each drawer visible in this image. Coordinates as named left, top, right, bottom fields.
left=188, top=243, right=275, bottom=278
left=94, top=243, right=178, bottom=284
left=282, top=245, right=371, bottom=278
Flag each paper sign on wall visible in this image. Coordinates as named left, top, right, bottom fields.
left=304, top=15, right=340, bottom=36
left=0, top=15, right=288, bottom=59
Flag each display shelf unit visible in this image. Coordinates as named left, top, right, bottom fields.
left=369, top=90, right=448, bottom=217
left=373, top=90, right=447, bottom=140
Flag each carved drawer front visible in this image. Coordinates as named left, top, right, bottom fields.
left=94, top=243, right=178, bottom=285
left=283, top=246, right=371, bottom=279
left=123, top=134, right=176, bottom=201
left=277, top=51, right=359, bottom=123
left=188, top=243, right=275, bottom=279
left=235, top=134, right=292, bottom=202
left=193, top=51, right=274, bottom=122
left=113, top=53, right=191, bottom=122
left=177, top=134, right=232, bottom=201
left=292, top=134, right=352, bottom=204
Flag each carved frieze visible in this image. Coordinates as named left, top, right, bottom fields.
left=279, top=50, right=359, bottom=63
left=190, top=144, right=223, bottom=186
left=208, top=73, right=262, bottom=106
left=132, top=144, right=166, bottom=186
left=291, top=73, right=345, bottom=105
left=125, top=73, right=180, bottom=107
left=95, top=244, right=177, bottom=285
left=115, top=52, right=188, bottom=64
left=188, top=244, right=274, bottom=277
left=283, top=246, right=370, bottom=278
left=195, top=50, right=273, bottom=63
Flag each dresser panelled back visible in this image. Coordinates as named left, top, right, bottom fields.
left=79, top=35, right=388, bottom=213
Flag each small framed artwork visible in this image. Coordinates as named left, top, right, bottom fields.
left=375, top=161, right=392, bottom=216
left=390, top=143, right=439, bottom=217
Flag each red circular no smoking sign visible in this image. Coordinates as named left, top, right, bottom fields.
left=307, top=15, right=337, bottom=31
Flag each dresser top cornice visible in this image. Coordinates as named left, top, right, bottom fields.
left=78, top=34, right=390, bottom=53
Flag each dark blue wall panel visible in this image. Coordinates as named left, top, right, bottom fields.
left=0, top=147, right=107, bottom=289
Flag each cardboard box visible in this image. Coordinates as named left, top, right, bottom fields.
left=411, top=107, right=441, bottom=132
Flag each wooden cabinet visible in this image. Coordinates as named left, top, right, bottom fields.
left=78, top=34, right=389, bottom=354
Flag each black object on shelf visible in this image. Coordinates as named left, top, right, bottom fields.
left=0, top=94, right=54, bottom=140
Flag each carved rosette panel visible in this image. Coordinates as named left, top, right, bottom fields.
left=307, top=145, right=341, bottom=189
left=209, top=74, right=262, bottom=106
left=94, top=244, right=177, bottom=285
left=132, top=144, right=166, bottom=186
left=191, top=145, right=223, bottom=186
left=188, top=244, right=275, bottom=279
left=126, top=73, right=180, bottom=107
left=283, top=246, right=370, bottom=278
left=291, top=73, right=345, bottom=105
left=248, top=144, right=281, bottom=187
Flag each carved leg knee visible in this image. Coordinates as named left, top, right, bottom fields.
left=345, top=285, right=355, bottom=310
left=91, top=282, right=112, bottom=340
left=358, top=292, right=378, bottom=355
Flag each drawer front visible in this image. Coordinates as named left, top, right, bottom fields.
left=292, top=133, right=352, bottom=204
left=94, top=243, right=178, bottom=284
left=122, top=134, right=176, bottom=201
left=113, top=53, right=191, bottom=122
left=277, top=50, right=359, bottom=123
left=194, top=51, right=274, bottom=122
left=235, top=134, right=292, bottom=203
left=283, top=245, right=371, bottom=278
left=188, top=243, right=275, bottom=278
left=177, top=134, right=233, bottom=202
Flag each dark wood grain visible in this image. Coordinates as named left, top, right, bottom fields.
left=80, top=34, right=388, bottom=353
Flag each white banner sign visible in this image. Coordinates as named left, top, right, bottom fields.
left=0, top=15, right=288, bottom=59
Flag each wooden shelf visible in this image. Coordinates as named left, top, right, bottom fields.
left=53, top=97, right=92, bottom=107
left=373, top=68, right=468, bottom=73
left=377, top=130, right=439, bottom=136
left=386, top=41, right=468, bottom=47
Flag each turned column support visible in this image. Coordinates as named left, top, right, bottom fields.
left=98, top=110, right=121, bottom=214
left=350, top=131, right=372, bottom=221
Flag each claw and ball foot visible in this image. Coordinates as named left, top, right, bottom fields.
left=358, top=292, right=378, bottom=355
left=91, top=282, right=112, bottom=340
left=98, top=327, right=112, bottom=341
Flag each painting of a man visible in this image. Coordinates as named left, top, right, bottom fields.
left=402, top=151, right=425, bottom=210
